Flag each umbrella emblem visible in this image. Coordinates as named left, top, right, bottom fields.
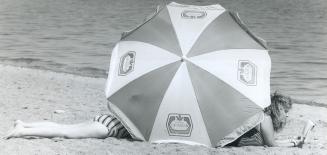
left=238, top=60, right=257, bottom=86
left=119, top=51, right=136, bottom=76
left=181, top=10, right=207, bottom=19
left=166, top=113, right=193, bottom=137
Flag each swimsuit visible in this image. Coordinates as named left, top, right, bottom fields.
left=226, top=127, right=264, bottom=146
left=93, top=114, right=131, bottom=138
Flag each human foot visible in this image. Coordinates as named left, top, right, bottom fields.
left=4, top=123, right=24, bottom=139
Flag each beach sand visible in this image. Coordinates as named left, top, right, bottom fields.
left=0, top=64, right=326, bottom=155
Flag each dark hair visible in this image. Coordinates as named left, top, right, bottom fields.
left=264, top=91, right=293, bottom=132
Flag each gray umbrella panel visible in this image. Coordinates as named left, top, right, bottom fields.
left=187, top=11, right=265, bottom=57
left=187, top=62, right=262, bottom=145
left=122, top=7, right=182, bottom=57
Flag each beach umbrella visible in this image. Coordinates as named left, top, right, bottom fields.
left=105, top=2, right=271, bottom=147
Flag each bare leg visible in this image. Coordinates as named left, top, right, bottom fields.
left=5, top=121, right=108, bottom=139
left=15, top=120, right=61, bottom=128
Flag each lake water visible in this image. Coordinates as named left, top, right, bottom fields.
left=0, top=0, right=326, bottom=103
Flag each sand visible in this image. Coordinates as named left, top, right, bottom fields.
left=0, top=64, right=326, bottom=155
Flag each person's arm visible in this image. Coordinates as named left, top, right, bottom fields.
left=260, top=114, right=299, bottom=147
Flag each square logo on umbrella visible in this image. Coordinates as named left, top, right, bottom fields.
left=181, top=10, right=207, bottom=19
left=238, top=60, right=257, bottom=86
left=119, top=51, right=136, bottom=76
left=166, top=113, right=193, bottom=137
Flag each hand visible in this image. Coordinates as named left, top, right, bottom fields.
left=291, top=139, right=304, bottom=148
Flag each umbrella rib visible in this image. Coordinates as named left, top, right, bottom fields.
left=229, top=12, right=267, bottom=49
left=121, top=6, right=163, bottom=40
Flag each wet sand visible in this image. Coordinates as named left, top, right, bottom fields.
left=0, top=65, right=326, bottom=155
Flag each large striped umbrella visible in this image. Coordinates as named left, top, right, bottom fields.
left=105, top=2, right=271, bottom=147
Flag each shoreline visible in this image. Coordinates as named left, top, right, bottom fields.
left=0, top=59, right=108, bottom=78
left=1, top=63, right=326, bottom=108
left=293, top=99, right=327, bottom=109
left=0, top=64, right=326, bottom=154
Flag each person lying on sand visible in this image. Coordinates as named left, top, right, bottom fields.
left=226, top=92, right=315, bottom=148
left=4, top=92, right=315, bottom=148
